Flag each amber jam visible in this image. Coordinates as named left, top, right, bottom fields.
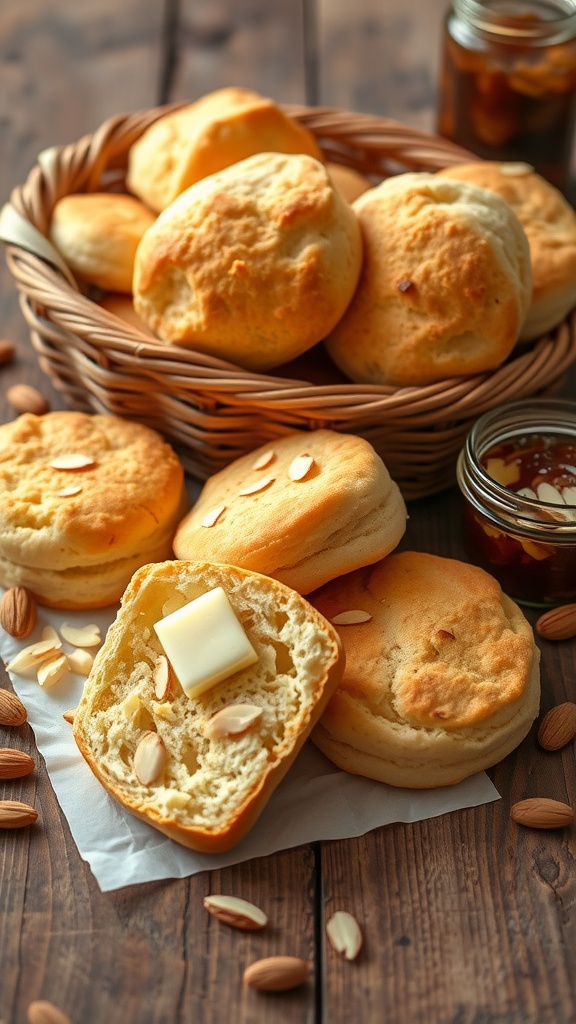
left=457, top=399, right=576, bottom=606
left=437, top=0, right=576, bottom=193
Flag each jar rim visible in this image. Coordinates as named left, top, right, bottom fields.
left=452, top=0, right=576, bottom=39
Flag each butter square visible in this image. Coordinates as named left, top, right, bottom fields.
left=153, top=586, right=258, bottom=698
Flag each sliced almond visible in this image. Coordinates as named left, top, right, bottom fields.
left=66, top=649, right=94, bottom=676
left=204, top=894, right=268, bottom=930
left=326, top=910, right=363, bottom=961
left=562, top=486, right=576, bottom=506
left=0, top=689, right=27, bottom=726
left=288, top=454, right=315, bottom=481
left=238, top=476, right=275, bottom=496
left=205, top=703, right=263, bottom=739
left=48, top=453, right=95, bottom=470
left=62, top=709, right=76, bottom=724
left=42, top=624, right=61, bottom=644
left=0, top=748, right=34, bottom=780
left=243, top=956, right=309, bottom=992
left=201, top=504, right=226, bottom=528
left=252, top=449, right=275, bottom=470
left=153, top=654, right=172, bottom=700
left=6, top=637, right=62, bottom=673
left=57, top=485, right=83, bottom=497
left=536, top=482, right=565, bottom=504
left=37, top=654, right=68, bottom=688
left=134, top=731, right=166, bottom=786
left=60, top=623, right=101, bottom=648
left=331, top=610, right=372, bottom=625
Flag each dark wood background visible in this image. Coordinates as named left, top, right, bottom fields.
left=1, top=2, right=575, bottom=1022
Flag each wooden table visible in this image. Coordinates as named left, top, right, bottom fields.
left=1, top=2, right=575, bottom=1021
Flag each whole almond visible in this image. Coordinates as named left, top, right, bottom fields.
left=0, top=339, right=15, bottom=365
left=0, top=747, right=34, bottom=779
left=27, top=1000, right=73, bottom=1024
left=0, top=586, right=37, bottom=638
left=204, top=894, right=268, bottom=930
left=0, top=799, right=38, bottom=828
left=510, top=797, right=574, bottom=829
left=6, top=383, right=50, bottom=416
left=243, top=956, right=309, bottom=992
left=537, top=702, right=576, bottom=751
left=0, top=689, right=27, bottom=726
left=535, top=603, right=576, bottom=641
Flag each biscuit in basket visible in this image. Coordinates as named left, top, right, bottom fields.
left=326, top=161, right=372, bottom=204
left=310, top=551, right=540, bottom=788
left=133, top=151, right=363, bottom=371
left=173, top=430, right=407, bottom=594
left=49, top=193, right=156, bottom=293
left=436, top=161, right=576, bottom=341
left=324, top=172, right=532, bottom=386
left=0, top=412, right=187, bottom=609
left=72, top=559, right=344, bottom=852
left=126, top=86, right=323, bottom=213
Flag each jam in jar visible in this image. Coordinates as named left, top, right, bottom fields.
left=437, top=0, right=576, bottom=194
left=457, top=399, right=576, bottom=606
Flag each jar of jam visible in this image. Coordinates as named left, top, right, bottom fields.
left=457, top=398, right=576, bottom=606
left=437, top=0, right=576, bottom=194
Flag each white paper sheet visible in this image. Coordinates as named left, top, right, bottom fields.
left=0, top=599, right=499, bottom=891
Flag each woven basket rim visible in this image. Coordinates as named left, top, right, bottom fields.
left=2, top=101, right=576, bottom=426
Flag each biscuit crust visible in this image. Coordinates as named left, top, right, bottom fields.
left=310, top=552, right=540, bottom=787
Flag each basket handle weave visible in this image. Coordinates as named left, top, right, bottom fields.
left=0, top=201, right=79, bottom=290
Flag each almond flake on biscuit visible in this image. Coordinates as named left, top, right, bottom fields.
left=153, top=654, right=172, bottom=700
left=134, top=731, right=166, bottom=786
left=57, top=484, right=83, bottom=497
left=202, top=505, right=226, bottom=528
left=331, top=610, right=372, bottom=625
left=49, top=453, right=95, bottom=470
left=288, top=454, right=315, bottom=481
left=205, top=703, right=263, bottom=739
left=238, top=476, right=275, bottom=496
left=252, top=450, right=275, bottom=470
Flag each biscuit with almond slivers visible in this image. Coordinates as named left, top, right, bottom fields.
left=0, top=412, right=187, bottom=608
left=310, top=551, right=540, bottom=787
left=173, top=430, right=407, bottom=595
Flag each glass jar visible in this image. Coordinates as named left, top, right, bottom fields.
left=437, top=0, right=576, bottom=194
left=457, top=398, right=576, bottom=607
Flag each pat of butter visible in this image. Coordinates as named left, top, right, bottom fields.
left=153, top=586, right=258, bottom=698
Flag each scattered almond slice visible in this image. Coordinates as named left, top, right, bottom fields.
left=205, top=703, right=263, bottom=739
left=238, top=476, right=275, bottom=496
left=331, top=610, right=372, bottom=625
left=288, top=454, right=315, bottom=482
left=42, top=625, right=61, bottom=644
left=37, top=654, right=68, bottom=688
left=60, top=623, right=101, bottom=648
left=66, top=648, right=94, bottom=675
left=134, top=731, right=166, bottom=786
left=252, top=450, right=275, bottom=470
left=49, top=453, right=95, bottom=470
left=57, top=485, right=83, bottom=497
left=204, top=894, right=268, bottom=930
left=153, top=654, right=172, bottom=700
left=326, top=910, right=363, bottom=961
left=6, top=637, right=63, bottom=673
left=201, top=505, right=226, bottom=528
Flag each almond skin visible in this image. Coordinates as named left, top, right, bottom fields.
left=0, top=689, right=27, bottom=726
left=510, top=797, right=574, bottom=829
left=535, top=603, right=576, bottom=641
left=27, top=1000, right=73, bottom=1024
left=0, top=747, right=34, bottom=779
left=0, top=586, right=37, bottom=638
left=0, top=799, right=39, bottom=828
left=537, top=703, right=576, bottom=751
left=243, top=956, right=309, bottom=992
left=6, top=383, right=50, bottom=416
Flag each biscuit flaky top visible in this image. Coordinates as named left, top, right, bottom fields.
left=0, top=412, right=185, bottom=570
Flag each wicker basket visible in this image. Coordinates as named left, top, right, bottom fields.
left=2, top=103, right=576, bottom=499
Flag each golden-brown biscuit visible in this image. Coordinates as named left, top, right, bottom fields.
left=133, top=152, right=363, bottom=371
left=436, top=161, right=576, bottom=340
left=0, top=412, right=187, bottom=608
left=310, top=552, right=540, bottom=788
left=324, top=172, right=532, bottom=386
left=173, top=430, right=407, bottom=594
left=49, top=193, right=156, bottom=293
left=326, top=161, right=372, bottom=204
left=127, top=87, right=323, bottom=213
left=73, top=559, right=344, bottom=852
